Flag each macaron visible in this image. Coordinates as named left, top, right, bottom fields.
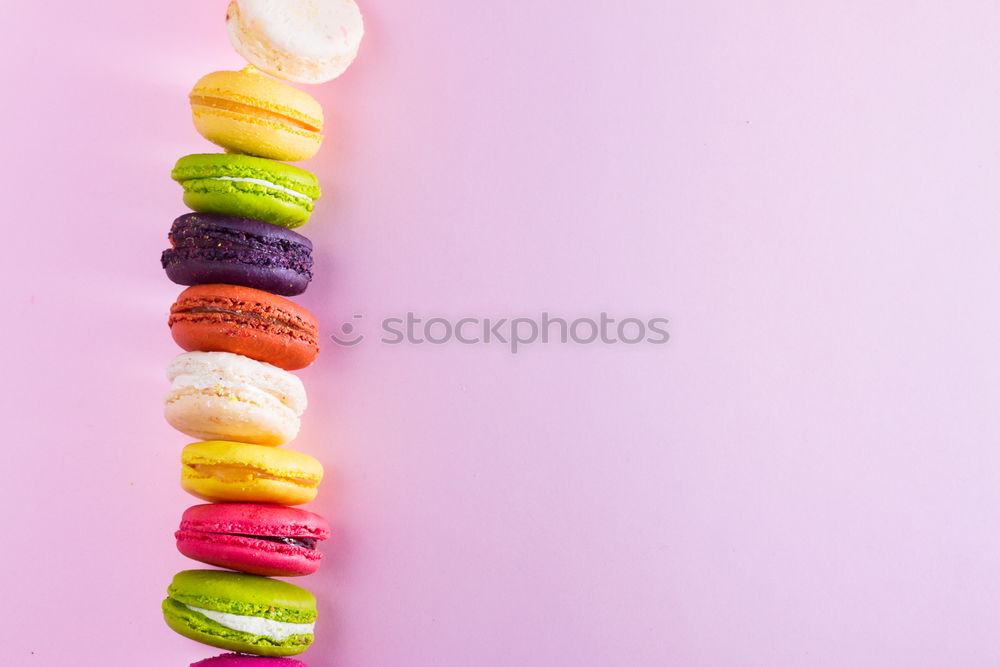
left=173, top=154, right=321, bottom=229
left=165, top=351, right=306, bottom=446
left=181, top=440, right=323, bottom=505
left=169, top=284, right=320, bottom=371
left=192, top=655, right=308, bottom=667
left=177, top=503, right=331, bottom=576
left=226, top=0, right=365, bottom=84
left=163, top=569, right=316, bottom=657
left=190, top=67, right=324, bottom=162
left=162, top=213, right=314, bottom=296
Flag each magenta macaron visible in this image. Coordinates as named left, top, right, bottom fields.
left=176, top=503, right=331, bottom=577
left=192, top=655, right=308, bottom=667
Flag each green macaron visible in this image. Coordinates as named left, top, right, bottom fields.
left=172, top=154, right=321, bottom=228
left=162, top=569, right=317, bottom=656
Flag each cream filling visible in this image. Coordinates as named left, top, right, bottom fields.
left=186, top=605, right=314, bottom=640
left=185, top=463, right=318, bottom=487
left=212, top=176, right=312, bottom=202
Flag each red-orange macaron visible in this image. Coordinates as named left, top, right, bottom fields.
left=169, top=284, right=319, bottom=370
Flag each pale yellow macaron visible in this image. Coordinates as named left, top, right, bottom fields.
left=190, top=67, right=324, bottom=161
left=226, top=0, right=365, bottom=84
left=181, top=440, right=324, bottom=505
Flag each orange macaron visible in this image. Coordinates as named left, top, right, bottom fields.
left=169, top=284, right=319, bottom=370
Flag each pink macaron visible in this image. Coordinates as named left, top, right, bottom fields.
left=176, top=503, right=331, bottom=577
left=192, top=655, right=308, bottom=667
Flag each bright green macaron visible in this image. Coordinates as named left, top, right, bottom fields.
left=172, top=154, right=321, bottom=228
left=162, top=569, right=317, bottom=656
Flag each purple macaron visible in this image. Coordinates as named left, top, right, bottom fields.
left=191, top=655, right=308, bottom=667
left=162, top=213, right=314, bottom=296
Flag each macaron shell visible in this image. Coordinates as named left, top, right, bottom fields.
left=226, top=0, right=364, bottom=84
left=168, top=351, right=308, bottom=412
left=165, top=259, right=311, bottom=297
left=181, top=441, right=323, bottom=505
left=182, top=473, right=319, bottom=506
left=191, top=68, right=324, bottom=161
left=168, top=569, right=317, bottom=617
left=169, top=284, right=320, bottom=371
left=192, top=655, right=308, bottom=667
left=162, top=213, right=314, bottom=296
left=165, top=390, right=299, bottom=446
left=180, top=502, right=331, bottom=538
left=181, top=182, right=311, bottom=229
left=174, top=153, right=320, bottom=189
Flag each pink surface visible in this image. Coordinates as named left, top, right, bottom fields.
left=3, top=1, right=1000, bottom=665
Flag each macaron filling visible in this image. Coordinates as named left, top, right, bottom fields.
left=184, top=605, right=315, bottom=641
left=190, top=95, right=321, bottom=133
left=231, top=534, right=319, bottom=550
left=179, top=305, right=315, bottom=335
left=186, top=463, right=319, bottom=487
left=211, top=176, right=313, bottom=202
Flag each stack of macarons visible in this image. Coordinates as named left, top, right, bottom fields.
left=159, top=1, right=364, bottom=663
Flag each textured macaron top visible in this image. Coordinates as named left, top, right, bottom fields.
left=181, top=441, right=324, bottom=486
left=192, top=67, right=323, bottom=133
left=227, top=0, right=365, bottom=84
left=173, top=154, right=321, bottom=201
left=166, top=351, right=307, bottom=415
left=181, top=503, right=331, bottom=540
left=166, top=213, right=314, bottom=255
left=191, top=655, right=308, bottom=667
left=168, top=570, right=317, bottom=624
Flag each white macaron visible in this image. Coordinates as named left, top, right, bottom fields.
left=226, top=0, right=365, bottom=84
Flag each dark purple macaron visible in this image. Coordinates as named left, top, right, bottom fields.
left=191, top=654, right=308, bottom=667
left=162, top=213, right=314, bottom=296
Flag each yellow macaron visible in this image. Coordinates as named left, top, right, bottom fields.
left=181, top=440, right=324, bottom=505
left=190, top=67, right=324, bottom=162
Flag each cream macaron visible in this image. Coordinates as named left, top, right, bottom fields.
left=165, top=351, right=306, bottom=446
left=226, top=0, right=365, bottom=84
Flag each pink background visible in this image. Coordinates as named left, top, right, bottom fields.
left=4, top=1, right=1000, bottom=665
